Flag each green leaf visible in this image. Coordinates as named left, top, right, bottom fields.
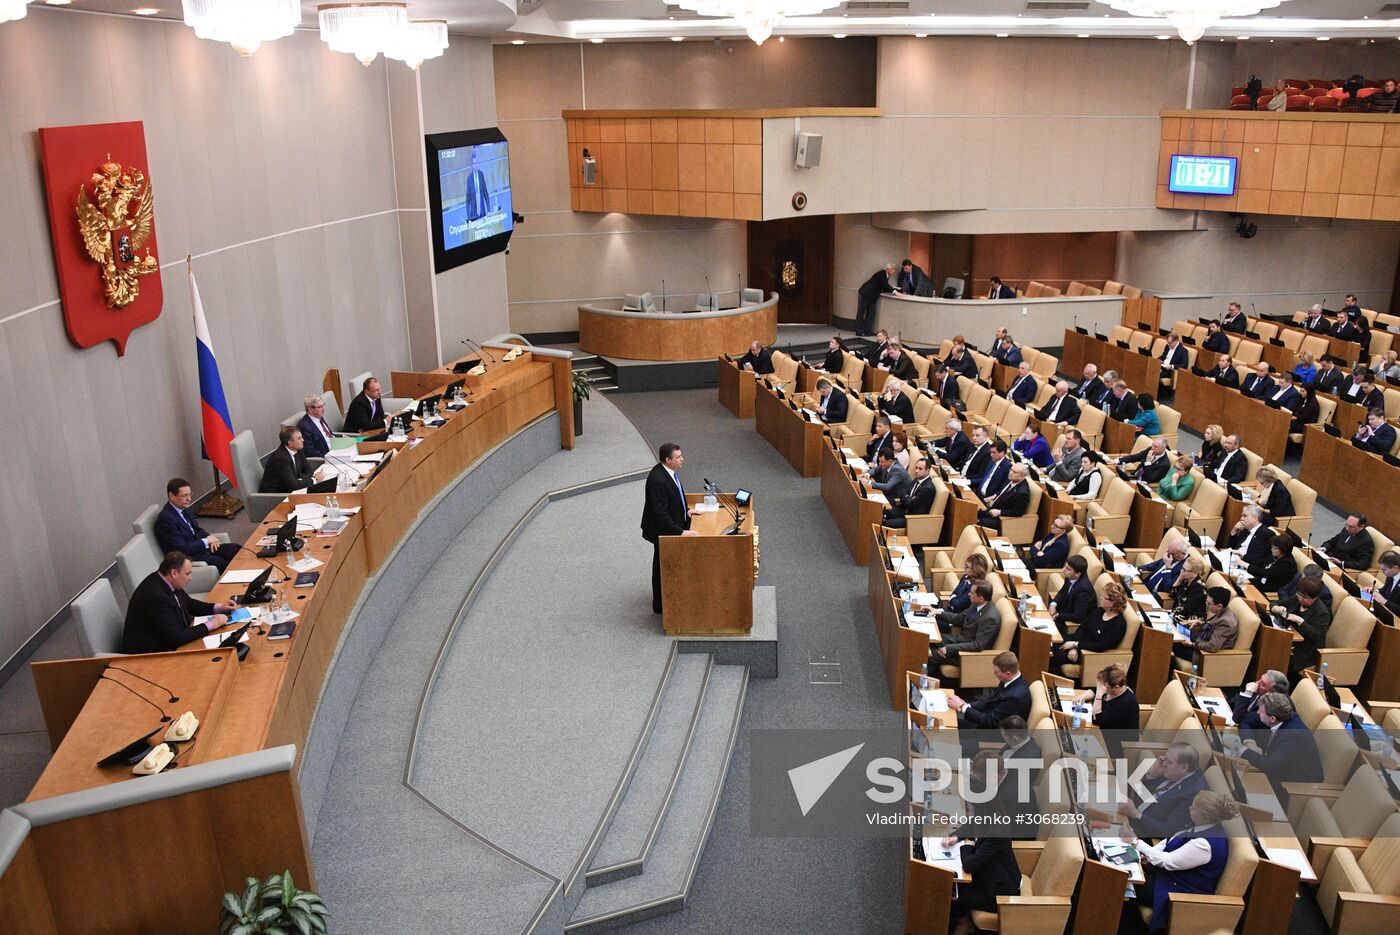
left=256, top=906, right=283, bottom=924
left=265, top=928, right=289, bottom=935
left=289, top=908, right=312, bottom=935
left=282, top=871, right=295, bottom=905
left=230, top=924, right=256, bottom=935
left=243, top=881, right=260, bottom=914
left=222, top=893, right=244, bottom=918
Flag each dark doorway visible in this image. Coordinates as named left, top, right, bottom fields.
left=747, top=215, right=835, bottom=324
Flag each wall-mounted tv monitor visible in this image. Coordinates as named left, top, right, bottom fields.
left=425, top=127, right=514, bottom=273
left=1167, top=154, right=1239, bottom=196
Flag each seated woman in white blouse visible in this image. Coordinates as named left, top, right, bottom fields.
left=1123, top=790, right=1240, bottom=935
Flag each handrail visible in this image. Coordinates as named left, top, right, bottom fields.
left=579, top=292, right=778, bottom=321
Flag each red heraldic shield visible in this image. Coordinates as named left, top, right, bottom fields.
left=38, top=121, right=163, bottom=356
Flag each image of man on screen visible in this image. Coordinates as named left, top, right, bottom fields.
left=465, top=147, right=491, bottom=222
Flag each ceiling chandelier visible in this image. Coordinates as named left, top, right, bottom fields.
left=385, top=19, right=449, bottom=70
left=1, top=0, right=27, bottom=25
left=672, top=0, right=840, bottom=45
left=1102, top=0, right=1288, bottom=44
left=181, top=0, right=301, bottom=57
left=318, top=2, right=408, bottom=65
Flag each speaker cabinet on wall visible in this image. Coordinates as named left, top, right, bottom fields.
left=794, top=132, right=822, bottom=168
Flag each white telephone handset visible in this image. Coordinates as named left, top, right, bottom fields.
left=467, top=364, right=488, bottom=377
left=132, top=742, right=174, bottom=776
left=503, top=347, right=525, bottom=361
left=164, top=711, right=200, bottom=743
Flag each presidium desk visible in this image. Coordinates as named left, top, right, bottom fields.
left=578, top=292, right=778, bottom=361
left=11, top=347, right=574, bottom=934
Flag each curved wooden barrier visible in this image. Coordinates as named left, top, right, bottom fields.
left=579, top=294, right=778, bottom=361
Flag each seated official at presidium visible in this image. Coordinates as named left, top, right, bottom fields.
left=342, top=376, right=387, bottom=433
left=260, top=426, right=332, bottom=494
left=640, top=443, right=701, bottom=614
left=123, top=552, right=238, bottom=653
left=154, top=477, right=238, bottom=572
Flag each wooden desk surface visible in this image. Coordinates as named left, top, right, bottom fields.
left=754, top=382, right=824, bottom=477
left=1061, top=331, right=1159, bottom=401
left=1173, top=371, right=1291, bottom=467
left=1300, top=425, right=1400, bottom=536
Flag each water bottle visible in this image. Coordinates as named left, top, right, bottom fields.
left=1018, top=592, right=1029, bottom=618
left=330, top=495, right=340, bottom=519
left=1189, top=664, right=1199, bottom=693
left=325, top=495, right=334, bottom=519
left=1317, top=662, right=1328, bottom=690
left=278, top=587, right=291, bottom=622
left=1072, top=713, right=1083, bottom=730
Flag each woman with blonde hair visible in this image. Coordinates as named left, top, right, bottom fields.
left=1196, top=424, right=1225, bottom=473
left=1253, top=466, right=1295, bottom=521
left=1125, top=791, right=1240, bottom=933
left=1073, top=661, right=1139, bottom=756
left=946, top=553, right=991, bottom=614
left=1051, top=581, right=1127, bottom=673
left=1292, top=350, right=1316, bottom=385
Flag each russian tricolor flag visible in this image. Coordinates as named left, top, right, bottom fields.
left=188, top=261, right=238, bottom=490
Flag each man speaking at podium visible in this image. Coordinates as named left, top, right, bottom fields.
left=641, top=443, right=701, bottom=614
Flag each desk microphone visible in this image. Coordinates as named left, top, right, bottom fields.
left=461, top=337, right=498, bottom=364
left=705, top=276, right=712, bottom=308
left=99, top=672, right=173, bottom=723
left=104, top=665, right=179, bottom=703
left=661, top=279, right=667, bottom=313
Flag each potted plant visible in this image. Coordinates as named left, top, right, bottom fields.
left=220, top=870, right=328, bottom=935
left=572, top=369, right=591, bottom=436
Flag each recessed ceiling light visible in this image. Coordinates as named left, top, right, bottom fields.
left=1236, top=36, right=1249, bottom=40
left=511, top=39, right=525, bottom=45
left=131, top=6, right=160, bottom=13
left=833, top=33, right=846, bottom=38
left=44, top=1, right=73, bottom=6
left=1078, top=34, right=1090, bottom=38
left=915, top=33, right=927, bottom=38
left=1156, top=35, right=1170, bottom=40
left=995, top=33, right=1008, bottom=38
left=671, top=36, right=684, bottom=41
left=1316, top=36, right=1329, bottom=41
left=591, top=37, right=604, bottom=43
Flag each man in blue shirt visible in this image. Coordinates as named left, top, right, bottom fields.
left=153, top=478, right=236, bottom=572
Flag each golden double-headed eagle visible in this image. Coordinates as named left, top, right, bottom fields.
left=76, top=157, right=158, bottom=308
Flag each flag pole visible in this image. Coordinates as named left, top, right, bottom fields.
left=189, top=253, right=244, bottom=519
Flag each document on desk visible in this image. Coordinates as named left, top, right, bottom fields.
left=1113, top=561, right=1138, bottom=578
left=897, top=558, right=922, bottom=578
left=287, top=555, right=325, bottom=573
left=219, top=569, right=266, bottom=585
left=1263, top=847, right=1317, bottom=881
left=846, top=457, right=868, bottom=471
left=919, top=688, right=949, bottom=713
left=351, top=451, right=385, bottom=463
left=1024, top=616, right=1055, bottom=633
left=905, top=615, right=940, bottom=638
left=1197, top=696, right=1234, bottom=725
left=867, top=492, right=889, bottom=505
left=920, top=840, right=964, bottom=876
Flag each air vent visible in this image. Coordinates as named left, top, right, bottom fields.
left=1025, top=1, right=1092, bottom=9
left=844, top=1, right=912, bottom=10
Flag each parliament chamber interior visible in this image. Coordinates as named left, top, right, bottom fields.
left=2, top=2, right=1400, bottom=934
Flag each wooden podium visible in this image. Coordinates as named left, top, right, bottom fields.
left=659, top=494, right=756, bottom=635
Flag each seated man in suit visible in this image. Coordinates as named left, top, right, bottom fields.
left=1120, top=742, right=1210, bottom=839
left=994, top=335, right=1023, bottom=367
left=1027, top=515, right=1073, bottom=569
left=1353, top=408, right=1397, bottom=454
left=1340, top=369, right=1384, bottom=410
left=867, top=415, right=895, bottom=463
left=1159, top=333, right=1189, bottom=370
left=1370, top=550, right=1400, bottom=609
left=1138, top=537, right=1189, bottom=593
left=961, top=426, right=994, bottom=482
left=814, top=378, right=848, bottom=424
left=1277, top=563, right=1333, bottom=613
left=1049, top=555, right=1096, bottom=626
left=1203, top=352, right=1240, bottom=388
left=260, top=426, right=325, bottom=494
left=947, top=651, right=1031, bottom=728
left=342, top=376, right=387, bottom=433
left=1240, top=692, right=1324, bottom=801
left=297, top=394, right=336, bottom=459
left=978, top=461, right=1030, bottom=532
left=986, top=276, right=1016, bottom=300
left=1228, top=504, right=1275, bottom=568
left=1264, top=372, right=1304, bottom=413
left=883, top=457, right=939, bottom=529
left=1270, top=577, right=1332, bottom=680
left=1005, top=361, right=1038, bottom=406
left=1076, top=364, right=1105, bottom=402
left=1105, top=380, right=1139, bottom=421
left=881, top=340, right=919, bottom=383
left=122, top=551, right=238, bottom=653
left=1202, top=320, right=1232, bottom=354
left=737, top=340, right=774, bottom=374
left=935, top=418, right=973, bottom=466
left=972, top=438, right=1010, bottom=495
left=1048, top=430, right=1088, bottom=484
left=1211, top=433, right=1247, bottom=486
left=931, top=365, right=962, bottom=408
left=1240, top=362, right=1275, bottom=400
left=1331, top=314, right=1361, bottom=342
left=1220, top=302, right=1248, bottom=334
left=1114, top=437, right=1172, bottom=485
left=932, top=580, right=1001, bottom=664
left=864, top=329, right=891, bottom=362
left=1312, top=356, right=1345, bottom=395
left=874, top=377, right=915, bottom=423
left=1035, top=381, right=1080, bottom=426
left=1319, top=513, right=1375, bottom=570
left=1231, top=669, right=1289, bottom=731
left=1301, top=303, right=1329, bottom=333
left=946, top=343, right=979, bottom=379
left=863, top=449, right=912, bottom=503
left=154, top=478, right=238, bottom=573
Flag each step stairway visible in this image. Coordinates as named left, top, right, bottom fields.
left=565, top=661, right=748, bottom=934
left=571, top=353, right=619, bottom=395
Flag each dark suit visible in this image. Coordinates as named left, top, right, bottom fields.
left=1209, top=364, right=1240, bottom=389
left=1077, top=375, right=1105, bottom=401
left=877, top=392, right=915, bottom=424
left=1320, top=528, right=1374, bottom=570
left=1203, top=331, right=1231, bottom=353
left=940, top=600, right=1002, bottom=659
left=1006, top=374, right=1038, bottom=406
left=1247, top=554, right=1297, bottom=594
left=1264, top=384, right=1302, bottom=413
left=1241, top=715, right=1324, bottom=800
left=819, top=389, right=848, bottom=424
left=297, top=412, right=335, bottom=459
left=640, top=463, right=690, bottom=613
left=988, top=282, right=1016, bottom=300
left=884, top=475, right=937, bottom=528
left=884, top=353, right=918, bottom=383
left=1259, top=483, right=1295, bottom=520
left=870, top=461, right=913, bottom=502
left=1301, top=314, right=1330, bottom=334
left=1108, top=392, right=1139, bottom=421
left=153, top=502, right=235, bottom=572
left=737, top=348, right=774, bottom=374
left=1120, top=450, right=1171, bottom=484
left=1241, top=373, right=1275, bottom=400
left=938, top=432, right=973, bottom=467
left=259, top=447, right=315, bottom=494
left=1221, top=313, right=1248, bottom=334
left=1331, top=319, right=1360, bottom=342
left=867, top=432, right=894, bottom=463
left=1230, top=693, right=1266, bottom=731
left=856, top=269, right=895, bottom=333
left=1139, top=557, right=1184, bottom=593
left=962, top=443, right=992, bottom=483
left=1354, top=388, right=1385, bottom=411
left=1028, top=533, right=1070, bottom=569
left=1132, top=770, right=1209, bottom=839
left=974, top=458, right=1011, bottom=498
left=997, top=344, right=1024, bottom=367
left=465, top=168, right=490, bottom=221
left=979, top=479, right=1029, bottom=531
left=343, top=391, right=386, bottom=433
left=1052, top=610, right=1126, bottom=671
left=900, top=265, right=931, bottom=297
left=1312, top=367, right=1345, bottom=395
left=1036, top=394, right=1080, bottom=425
left=122, top=571, right=217, bottom=654
left=1229, top=524, right=1276, bottom=568
left=1160, top=343, right=1189, bottom=369
left=959, top=676, right=1031, bottom=728
left=1052, top=576, right=1095, bottom=625
left=956, top=838, right=1022, bottom=915
left=932, top=372, right=962, bottom=407
left=1212, top=449, right=1246, bottom=485
left=947, top=351, right=978, bottom=379
left=1356, top=422, right=1397, bottom=454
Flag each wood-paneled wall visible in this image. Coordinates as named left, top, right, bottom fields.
left=1157, top=110, right=1400, bottom=221
left=969, top=232, right=1119, bottom=298
left=565, top=113, right=763, bottom=220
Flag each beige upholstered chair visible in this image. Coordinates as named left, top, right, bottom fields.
left=1315, top=812, right=1400, bottom=935
left=1155, top=404, right=1182, bottom=447
left=925, top=524, right=985, bottom=572
left=1059, top=600, right=1140, bottom=687
left=1029, top=351, right=1058, bottom=380
left=968, top=831, right=1084, bottom=934
left=961, top=381, right=994, bottom=417
left=1075, top=406, right=1106, bottom=449
left=899, top=483, right=950, bottom=548
left=936, top=597, right=1018, bottom=688
left=1291, top=679, right=1333, bottom=730
left=1172, top=478, right=1226, bottom=541
left=1361, top=527, right=1397, bottom=576
left=1316, top=596, right=1377, bottom=686
left=830, top=400, right=875, bottom=452
left=999, top=482, right=1042, bottom=545
left=1086, top=477, right=1134, bottom=544
left=1103, top=281, right=1125, bottom=295
left=1295, top=765, right=1399, bottom=872
left=1277, top=478, right=1317, bottom=538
